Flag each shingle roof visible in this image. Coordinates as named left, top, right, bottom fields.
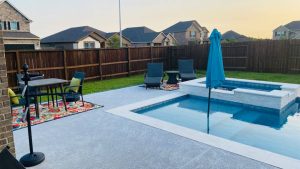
left=41, top=26, right=106, bottom=43
left=284, top=21, right=300, bottom=31
left=163, top=20, right=198, bottom=34
left=222, top=30, right=248, bottom=41
left=122, top=27, right=159, bottom=43
left=105, top=32, right=117, bottom=38
left=3, top=31, right=39, bottom=39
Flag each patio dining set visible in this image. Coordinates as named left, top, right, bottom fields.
left=8, top=70, right=86, bottom=118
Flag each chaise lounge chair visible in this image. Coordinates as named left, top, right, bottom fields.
left=178, top=59, right=197, bottom=82
left=144, top=63, right=164, bottom=89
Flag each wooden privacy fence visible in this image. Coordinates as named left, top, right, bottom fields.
left=5, top=39, right=300, bottom=88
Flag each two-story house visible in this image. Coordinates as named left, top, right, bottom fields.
left=0, top=0, right=40, bottom=50
left=163, top=20, right=209, bottom=45
left=273, top=21, right=300, bottom=40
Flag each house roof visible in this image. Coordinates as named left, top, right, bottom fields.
left=105, top=32, right=117, bottom=39
left=3, top=31, right=39, bottom=39
left=284, top=21, right=300, bottom=31
left=0, top=0, right=32, bottom=22
left=41, top=26, right=106, bottom=43
left=222, top=30, right=248, bottom=41
left=163, top=20, right=203, bottom=34
left=105, top=32, right=132, bottom=42
left=122, top=26, right=160, bottom=43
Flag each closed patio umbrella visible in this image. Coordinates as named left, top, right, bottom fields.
left=206, top=29, right=225, bottom=134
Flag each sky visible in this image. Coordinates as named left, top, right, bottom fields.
left=9, top=0, right=300, bottom=39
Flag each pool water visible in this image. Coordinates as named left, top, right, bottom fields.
left=135, top=95, right=300, bottom=160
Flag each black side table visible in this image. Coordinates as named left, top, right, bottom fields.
left=166, top=71, right=179, bottom=84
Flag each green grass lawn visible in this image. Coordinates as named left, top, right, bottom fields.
left=82, top=71, right=300, bottom=95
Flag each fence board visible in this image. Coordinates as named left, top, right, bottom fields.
left=5, top=39, right=300, bottom=88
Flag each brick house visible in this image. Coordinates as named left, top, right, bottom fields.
left=273, top=21, right=300, bottom=40
left=0, top=0, right=40, bottom=50
left=163, top=20, right=209, bottom=45
left=0, top=26, right=15, bottom=156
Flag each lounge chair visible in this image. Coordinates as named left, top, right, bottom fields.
left=178, top=59, right=197, bottom=82
left=0, top=147, right=26, bottom=169
left=144, top=63, right=164, bottom=89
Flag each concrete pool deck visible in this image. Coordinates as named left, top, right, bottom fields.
left=14, top=86, right=277, bottom=169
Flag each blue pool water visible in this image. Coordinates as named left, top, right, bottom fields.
left=201, top=80, right=282, bottom=91
left=135, top=96, right=300, bottom=160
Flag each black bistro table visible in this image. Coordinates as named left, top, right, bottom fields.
left=165, top=70, right=179, bottom=84
left=20, top=78, right=68, bottom=118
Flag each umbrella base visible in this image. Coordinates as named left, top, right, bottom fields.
left=20, top=152, right=45, bottom=167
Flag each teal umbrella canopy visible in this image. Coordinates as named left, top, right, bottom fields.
left=206, top=29, right=225, bottom=88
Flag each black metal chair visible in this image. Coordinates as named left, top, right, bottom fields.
left=9, top=88, right=35, bottom=115
left=144, top=63, right=164, bottom=89
left=0, top=147, right=26, bottom=169
left=16, top=73, right=49, bottom=105
left=60, top=72, right=85, bottom=107
left=178, top=59, right=197, bottom=82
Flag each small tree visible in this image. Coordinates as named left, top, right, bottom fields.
left=107, top=35, right=121, bottom=48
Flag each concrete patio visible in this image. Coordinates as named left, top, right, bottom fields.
left=13, top=86, right=278, bottom=169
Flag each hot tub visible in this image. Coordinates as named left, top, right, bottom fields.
left=180, top=78, right=300, bottom=112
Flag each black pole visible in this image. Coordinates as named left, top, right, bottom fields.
left=207, top=88, right=211, bottom=134
left=24, top=64, right=34, bottom=154
left=20, top=64, right=45, bottom=167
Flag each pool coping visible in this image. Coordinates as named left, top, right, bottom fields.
left=107, top=93, right=300, bottom=169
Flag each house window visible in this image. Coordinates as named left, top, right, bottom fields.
left=9, top=21, right=19, bottom=30
left=0, top=21, right=3, bottom=30
left=190, top=31, right=196, bottom=39
left=275, top=31, right=286, bottom=36
left=0, top=21, right=7, bottom=30
left=84, top=42, right=95, bottom=49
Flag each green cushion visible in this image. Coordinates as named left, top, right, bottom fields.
left=8, top=88, right=19, bottom=105
left=70, top=78, right=81, bottom=92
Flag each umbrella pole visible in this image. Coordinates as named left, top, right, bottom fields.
left=207, top=87, right=211, bottom=134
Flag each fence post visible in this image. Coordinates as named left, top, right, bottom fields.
left=98, top=49, right=103, bottom=80
left=63, top=50, right=68, bottom=80
left=16, top=51, right=21, bottom=73
left=128, top=47, right=131, bottom=76
left=286, top=40, right=291, bottom=73
left=150, top=47, right=153, bottom=62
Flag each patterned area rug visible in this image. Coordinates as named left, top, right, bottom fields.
left=160, top=83, right=179, bottom=91
left=12, top=101, right=102, bottom=130
left=140, top=82, right=180, bottom=91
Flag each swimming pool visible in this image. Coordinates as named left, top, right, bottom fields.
left=134, top=95, right=300, bottom=160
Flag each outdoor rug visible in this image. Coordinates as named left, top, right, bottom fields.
left=140, top=81, right=180, bottom=91
left=12, top=101, right=103, bottom=130
left=160, top=83, right=179, bottom=91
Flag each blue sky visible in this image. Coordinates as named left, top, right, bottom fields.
left=10, top=0, right=300, bottom=38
